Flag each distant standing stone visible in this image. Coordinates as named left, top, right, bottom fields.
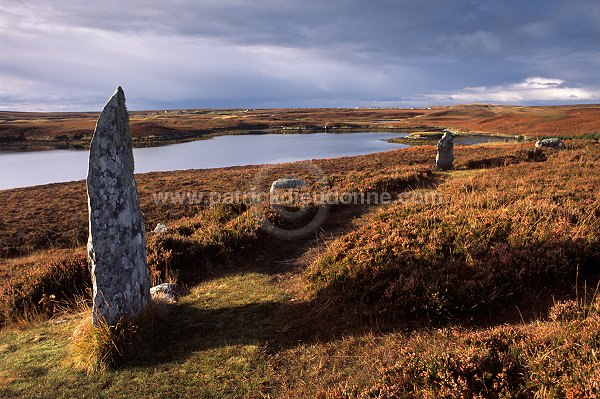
left=535, top=138, right=565, bottom=150
left=269, top=178, right=307, bottom=207
left=436, top=132, right=454, bottom=170
left=87, top=87, right=150, bottom=327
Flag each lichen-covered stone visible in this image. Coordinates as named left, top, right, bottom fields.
left=535, top=138, right=565, bottom=150
left=150, top=283, right=175, bottom=302
left=436, top=132, right=454, bottom=170
left=87, top=86, right=150, bottom=326
left=153, top=223, right=169, bottom=233
left=270, top=178, right=306, bottom=192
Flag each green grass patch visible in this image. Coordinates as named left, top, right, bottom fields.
left=554, top=132, right=600, bottom=140
left=0, top=273, right=288, bottom=398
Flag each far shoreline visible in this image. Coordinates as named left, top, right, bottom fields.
left=1, top=104, right=598, bottom=152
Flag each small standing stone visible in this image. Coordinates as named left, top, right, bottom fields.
left=436, top=132, right=454, bottom=170
left=535, top=138, right=565, bottom=150
left=87, top=87, right=150, bottom=326
left=270, top=178, right=306, bottom=193
left=269, top=178, right=307, bottom=207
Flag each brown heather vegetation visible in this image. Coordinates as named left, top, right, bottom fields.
left=331, top=298, right=600, bottom=398
left=308, top=142, right=600, bottom=321
left=0, top=128, right=599, bottom=397
left=0, top=250, right=89, bottom=325
left=0, top=143, right=444, bottom=323
left=409, top=104, right=600, bottom=137
left=0, top=143, right=535, bottom=259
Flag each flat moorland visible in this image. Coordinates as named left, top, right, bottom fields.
left=1, top=104, right=599, bottom=150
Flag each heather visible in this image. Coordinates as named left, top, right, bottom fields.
left=309, top=143, right=600, bottom=320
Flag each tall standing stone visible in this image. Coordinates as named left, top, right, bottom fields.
left=87, top=86, right=150, bottom=326
left=436, top=131, right=454, bottom=170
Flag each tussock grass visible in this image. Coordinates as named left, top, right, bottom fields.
left=147, top=204, right=262, bottom=284
left=70, top=294, right=171, bottom=373
left=0, top=250, right=90, bottom=326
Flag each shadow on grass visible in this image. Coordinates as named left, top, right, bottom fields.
left=130, top=299, right=326, bottom=367
left=128, top=284, right=578, bottom=369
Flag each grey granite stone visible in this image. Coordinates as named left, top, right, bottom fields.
left=270, top=178, right=306, bottom=193
left=87, top=87, right=150, bottom=326
left=535, top=138, right=565, bottom=150
left=436, top=132, right=454, bottom=170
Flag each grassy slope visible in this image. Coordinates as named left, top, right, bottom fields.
left=0, top=141, right=599, bottom=397
left=4, top=293, right=599, bottom=398
left=0, top=274, right=285, bottom=398
left=1, top=272, right=413, bottom=399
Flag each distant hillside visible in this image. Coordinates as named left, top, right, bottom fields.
left=1, top=105, right=599, bottom=150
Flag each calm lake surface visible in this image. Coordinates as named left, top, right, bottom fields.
left=0, top=132, right=412, bottom=190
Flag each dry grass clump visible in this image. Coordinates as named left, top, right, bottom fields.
left=308, top=144, right=600, bottom=320
left=548, top=300, right=583, bottom=323
left=331, top=165, right=434, bottom=194
left=70, top=295, right=172, bottom=373
left=71, top=315, right=139, bottom=373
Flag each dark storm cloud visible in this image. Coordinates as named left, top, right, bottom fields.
left=1, top=0, right=599, bottom=110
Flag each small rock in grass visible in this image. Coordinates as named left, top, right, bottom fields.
left=153, top=223, right=169, bottom=233
left=150, top=283, right=175, bottom=301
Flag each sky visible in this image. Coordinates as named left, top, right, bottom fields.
left=1, top=0, right=600, bottom=111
